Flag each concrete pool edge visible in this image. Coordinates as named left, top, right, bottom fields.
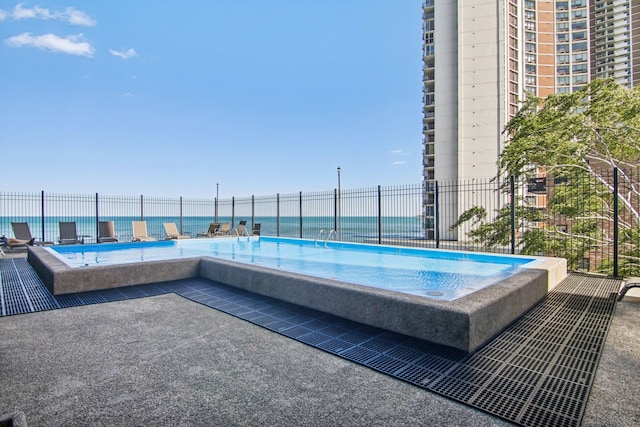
left=27, top=246, right=567, bottom=352
left=28, top=247, right=201, bottom=294
left=199, top=257, right=566, bottom=352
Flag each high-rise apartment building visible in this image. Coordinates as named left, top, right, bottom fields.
left=422, top=0, right=639, bottom=240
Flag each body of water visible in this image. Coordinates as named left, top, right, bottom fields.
left=1, top=216, right=426, bottom=244
left=48, top=236, right=536, bottom=301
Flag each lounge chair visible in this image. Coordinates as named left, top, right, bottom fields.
left=618, top=279, right=640, bottom=301
left=58, top=222, right=85, bottom=245
left=252, top=223, right=261, bottom=236
left=164, top=222, right=190, bottom=239
left=132, top=221, right=157, bottom=242
left=1, top=236, right=32, bottom=252
left=215, top=222, right=231, bottom=236
left=196, top=223, right=220, bottom=238
left=98, top=221, right=118, bottom=243
left=234, top=220, right=248, bottom=236
left=11, top=222, right=54, bottom=246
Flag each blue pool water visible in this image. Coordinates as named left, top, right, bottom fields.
left=47, top=237, right=540, bottom=300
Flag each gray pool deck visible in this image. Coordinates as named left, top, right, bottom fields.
left=0, top=252, right=639, bottom=426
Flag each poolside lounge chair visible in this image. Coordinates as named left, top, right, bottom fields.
left=618, top=279, right=640, bottom=301
left=59, top=222, right=85, bottom=245
left=252, top=223, right=261, bottom=236
left=196, top=223, right=220, bottom=238
left=11, top=222, right=54, bottom=246
left=1, top=236, right=32, bottom=252
left=164, top=222, right=190, bottom=239
left=215, top=222, right=231, bottom=236
left=98, top=221, right=118, bottom=243
left=132, top=221, right=157, bottom=242
left=234, top=220, right=248, bottom=236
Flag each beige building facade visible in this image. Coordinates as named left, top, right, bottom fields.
left=422, top=0, right=638, bottom=240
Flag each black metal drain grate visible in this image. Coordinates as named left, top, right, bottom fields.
left=0, top=259, right=620, bottom=427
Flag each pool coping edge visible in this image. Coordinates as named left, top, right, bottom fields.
left=27, top=246, right=566, bottom=352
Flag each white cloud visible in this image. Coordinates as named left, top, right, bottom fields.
left=64, top=7, right=95, bottom=26
left=109, top=48, right=137, bottom=59
left=0, top=9, right=8, bottom=21
left=12, top=3, right=51, bottom=20
left=391, top=149, right=407, bottom=156
left=11, top=3, right=95, bottom=26
left=392, top=161, right=407, bottom=166
left=5, top=32, right=95, bottom=57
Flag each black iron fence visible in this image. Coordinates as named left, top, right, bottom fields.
left=1, top=168, right=638, bottom=276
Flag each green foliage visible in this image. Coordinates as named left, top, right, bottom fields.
left=502, top=79, right=640, bottom=179
left=451, top=79, right=640, bottom=276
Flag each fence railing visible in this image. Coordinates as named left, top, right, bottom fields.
left=1, top=168, right=638, bottom=277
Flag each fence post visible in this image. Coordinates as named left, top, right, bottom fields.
left=334, top=189, right=338, bottom=232
left=613, top=167, right=619, bottom=277
left=299, top=191, right=303, bottom=239
left=435, top=181, right=440, bottom=248
left=251, top=195, right=255, bottom=229
left=277, top=193, right=280, bottom=237
left=231, top=197, right=235, bottom=228
left=215, top=196, right=218, bottom=223
left=95, top=193, right=99, bottom=242
left=510, top=176, right=516, bottom=254
left=140, top=195, right=144, bottom=220
left=179, top=196, right=183, bottom=234
left=376, top=186, right=383, bottom=244
left=41, top=190, right=45, bottom=242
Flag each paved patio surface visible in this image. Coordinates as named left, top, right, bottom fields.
left=0, top=252, right=638, bottom=426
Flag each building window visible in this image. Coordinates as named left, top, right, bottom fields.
left=525, top=53, right=536, bottom=63
left=572, top=63, right=588, bottom=73
left=557, top=65, right=570, bottom=75
left=572, top=52, right=587, bottom=62
left=573, top=74, right=588, bottom=84
left=557, top=54, right=570, bottom=64
left=557, top=87, right=570, bottom=93
left=525, top=10, right=535, bottom=20
left=557, top=33, right=569, bottom=42
left=556, top=12, right=569, bottom=21
left=572, top=31, right=587, bottom=41
left=525, top=43, right=536, bottom=53
left=424, top=32, right=434, bottom=44
left=572, top=20, right=587, bottom=30
left=525, top=0, right=535, bottom=9
left=571, top=0, right=586, bottom=7
left=557, top=76, right=570, bottom=85
left=556, top=1, right=568, bottom=10
left=578, top=258, right=590, bottom=271
left=556, top=44, right=569, bottom=53
left=571, top=10, right=587, bottom=19
left=526, top=32, right=536, bottom=42
left=526, top=64, right=536, bottom=73
left=572, top=42, right=587, bottom=51
left=556, top=22, right=569, bottom=31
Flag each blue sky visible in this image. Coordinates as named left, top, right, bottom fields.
left=1, top=1, right=423, bottom=199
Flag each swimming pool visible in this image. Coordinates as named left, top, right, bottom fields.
left=47, top=237, right=540, bottom=301
left=28, top=237, right=566, bottom=352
